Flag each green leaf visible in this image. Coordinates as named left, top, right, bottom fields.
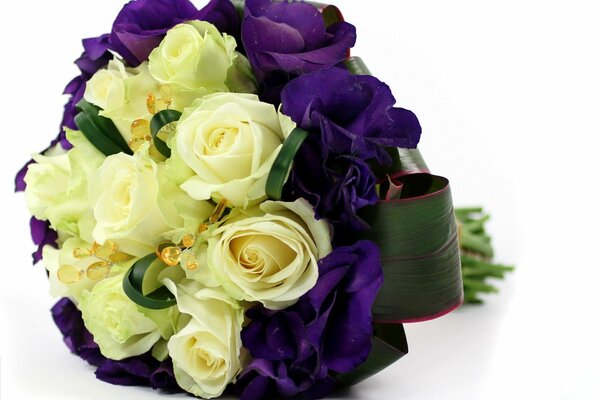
left=122, top=253, right=177, bottom=310
left=335, top=322, right=408, bottom=386
left=76, top=100, right=132, bottom=154
left=266, top=127, right=309, bottom=200
left=74, top=112, right=125, bottom=157
left=359, top=173, right=464, bottom=322
left=150, top=109, right=182, bottom=158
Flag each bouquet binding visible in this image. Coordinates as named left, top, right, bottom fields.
left=15, top=0, right=512, bottom=398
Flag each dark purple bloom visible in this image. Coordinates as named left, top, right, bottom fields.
left=289, top=136, right=378, bottom=232
left=51, top=298, right=180, bottom=392
left=30, top=217, right=58, bottom=264
left=281, top=67, right=422, bottom=166
left=238, top=241, right=383, bottom=399
left=242, top=0, right=356, bottom=101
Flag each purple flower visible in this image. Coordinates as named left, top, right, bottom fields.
left=241, top=0, right=356, bottom=101
left=109, top=0, right=239, bottom=67
left=51, top=298, right=180, bottom=392
left=30, top=217, right=58, bottom=264
left=238, top=241, right=383, bottom=399
left=281, top=67, right=422, bottom=166
left=288, top=136, right=378, bottom=232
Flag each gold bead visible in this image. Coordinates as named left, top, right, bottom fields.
left=155, top=242, right=174, bottom=258
left=209, top=200, right=229, bottom=224
left=109, top=251, right=133, bottom=263
left=86, top=261, right=111, bottom=280
left=181, top=252, right=199, bottom=271
left=154, top=98, right=170, bottom=113
left=73, top=247, right=92, bottom=259
left=57, top=265, right=83, bottom=284
left=130, top=119, right=151, bottom=139
left=159, top=84, right=173, bottom=102
left=146, top=93, right=157, bottom=114
left=129, top=137, right=147, bottom=152
left=93, top=240, right=117, bottom=260
left=198, top=224, right=209, bottom=233
left=181, top=234, right=195, bottom=248
left=160, top=246, right=181, bottom=266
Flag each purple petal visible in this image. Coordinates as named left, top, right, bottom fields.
left=149, top=359, right=179, bottom=391
left=30, top=217, right=58, bottom=264
left=197, top=0, right=241, bottom=42
left=14, top=160, right=32, bottom=192
left=95, top=356, right=155, bottom=386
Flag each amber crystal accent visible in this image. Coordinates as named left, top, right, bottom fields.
left=160, top=246, right=182, bottom=267
left=57, top=265, right=83, bottom=284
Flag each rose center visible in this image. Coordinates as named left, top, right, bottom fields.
left=204, top=127, right=238, bottom=155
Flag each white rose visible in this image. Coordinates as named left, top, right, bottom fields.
left=165, top=279, right=244, bottom=399
left=91, top=145, right=212, bottom=257
left=174, top=93, right=293, bottom=208
left=24, top=133, right=101, bottom=241
left=44, top=129, right=103, bottom=241
left=84, top=59, right=127, bottom=112
left=24, top=152, right=70, bottom=221
left=79, top=273, right=161, bottom=360
left=207, top=199, right=332, bottom=310
left=90, top=147, right=170, bottom=257
left=149, top=21, right=236, bottom=92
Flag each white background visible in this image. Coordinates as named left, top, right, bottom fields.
left=1, top=0, right=599, bottom=399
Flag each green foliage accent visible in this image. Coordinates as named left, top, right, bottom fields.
left=75, top=100, right=132, bottom=156
left=266, top=128, right=309, bottom=200
left=150, top=109, right=182, bottom=158
left=122, top=253, right=177, bottom=310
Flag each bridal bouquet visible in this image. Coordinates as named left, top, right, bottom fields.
left=15, top=0, right=510, bottom=398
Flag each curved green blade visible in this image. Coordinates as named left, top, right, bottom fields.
left=76, top=100, right=132, bottom=154
left=266, top=127, right=309, bottom=200
left=150, top=109, right=182, bottom=158
left=123, top=253, right=177, bottom=310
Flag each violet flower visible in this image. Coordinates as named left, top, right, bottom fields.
left=288, top=135, right=379, bottom=233
left=242, top=0, right=356, bottom=102
left=281, top=67, right=422, bottom=166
